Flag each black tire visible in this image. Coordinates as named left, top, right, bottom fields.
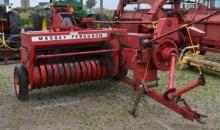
left=96, top=14, right=109, bottom=21
left=87, top=14, right=109, bottom=28
left=97, top=14, right=110, bottom=28
left=87, top=14, right=109, bottom=21
left=6, top=34, right=21, bottom=48
left=8, top=11, right=20, bottom=35
left=14, top=65, right=29, bottom=101
left=29, top=12, right=42, bottom=31
left=87, top=14, right=96, bottom=19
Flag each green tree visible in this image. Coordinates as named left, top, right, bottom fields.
left=86, top=0, right=97, bottom=11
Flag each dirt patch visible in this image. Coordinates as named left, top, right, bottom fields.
left=0, top=64, right=219, bottom=130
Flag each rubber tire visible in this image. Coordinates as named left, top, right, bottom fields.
left=14, top=65, right=29, bottom=101
left=29, top=12, right=42, bottom=31
left=96, top=14, right=109, bottom=21
left=8, top=11, right=20, bottom=35
left=87, top=14, right=109, bottom=28
left=88, top=14, right=109, bottom=21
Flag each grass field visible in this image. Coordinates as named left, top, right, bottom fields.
left=0, top=64, right=219, bottom=130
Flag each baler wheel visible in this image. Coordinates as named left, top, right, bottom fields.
left=14, top=65, right=29, bottom=101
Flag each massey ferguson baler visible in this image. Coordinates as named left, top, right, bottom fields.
left=14, top=0, right=209, bottom=124
left=16, top=29, right=125, bottom=93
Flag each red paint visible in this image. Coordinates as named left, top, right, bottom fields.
left=168, top=55, right=176, bottom=90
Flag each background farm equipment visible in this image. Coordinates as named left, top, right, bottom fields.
left=0, top=0, right=20, bottom=62
left=28, top=0, right=109, bottom=31
left=178, top=0, right=220, bottom=73
left=15, top=0, right=210, bottom=124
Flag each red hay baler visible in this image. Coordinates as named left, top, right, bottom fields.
left=14, top=0, right=209, bottom=123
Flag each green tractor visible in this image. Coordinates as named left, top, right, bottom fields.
left=52, top=0, right=88, bottom=18
left=28, top=0, right=108, bottom=31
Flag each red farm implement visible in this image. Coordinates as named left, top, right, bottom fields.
left=14, top=0, right=212, bottom=124
left=176, top=0, right=220, bottom=72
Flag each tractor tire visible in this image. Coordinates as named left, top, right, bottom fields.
left=29, top=12, right=42, bottom=31
left=14, top=65, right=29, bottom=101
left=87, top=14, right=96, bottom=19
left=8, top=11, right=20, bottom=35
left=96, top=14, right=109, bottom=21
left=87, top=14, right=109, bottom=28
left=88, top=14, right=109, bottom=21
left=97, top=14, right=110, bottom=28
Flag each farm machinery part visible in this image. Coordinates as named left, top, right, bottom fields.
left=0, top=0, right=20, bottom=62
left=178, top=0, right=220, bottom=73
left=28, top=0, right=108, bottom=31
left=179, top=45, right=220, bottom=72
left=51, top=0, right=87, bottom=18
left=15, top=0, right=209, bottom=124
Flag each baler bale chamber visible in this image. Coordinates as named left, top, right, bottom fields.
left=15, top=29, right=127, bottom=100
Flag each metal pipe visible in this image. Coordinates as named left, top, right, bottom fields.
left=148, top=9, right=220, bottom=43
left=166, top=74, right=205, bottom=100
left=94, top=21, right=153, bottom=24
left=36, top=49, right=118, bottom=59
left=167, top=55, right=176, bottom=90
left=173, top=79, right=201, bottom=98
left=146, top=87, right=199, bottom=121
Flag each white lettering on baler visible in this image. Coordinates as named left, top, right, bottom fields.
left=31, top=33, right=108, bottom=42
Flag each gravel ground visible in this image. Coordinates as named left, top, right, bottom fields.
left=0, top=64, right=219, bottom=130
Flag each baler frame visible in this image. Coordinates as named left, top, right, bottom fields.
left=14, top=0, right=212, bottom=124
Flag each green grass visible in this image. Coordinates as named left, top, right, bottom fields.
left=0, top=64, right=219, bottom=129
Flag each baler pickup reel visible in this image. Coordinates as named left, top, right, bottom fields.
left=17, top=29, right=126, bottom=92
